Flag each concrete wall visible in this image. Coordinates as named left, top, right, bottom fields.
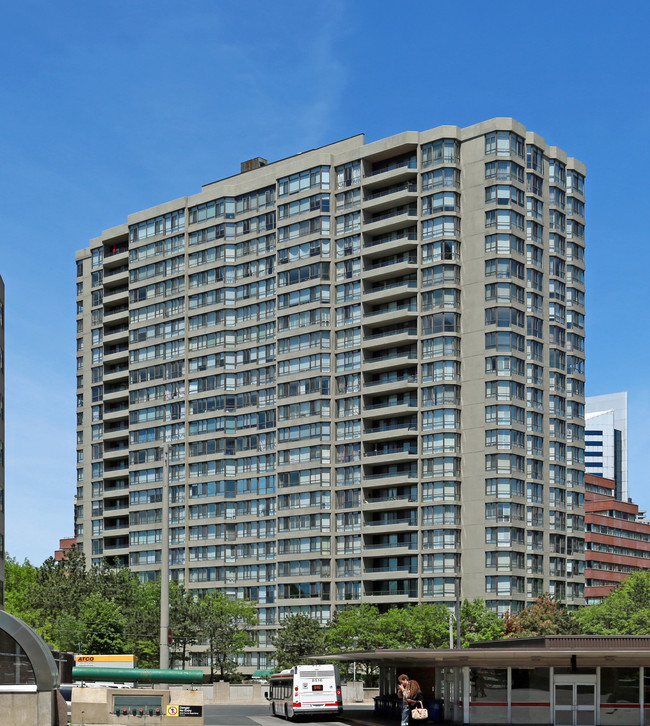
left=0, top=692, right=53, bottom=726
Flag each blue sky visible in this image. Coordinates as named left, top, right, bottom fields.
left=1, top=0, right=649, bottom=564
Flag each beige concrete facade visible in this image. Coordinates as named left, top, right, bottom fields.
left=75, top=119, right=586, bottom=672
left=0, top=275, right=4, bottom=604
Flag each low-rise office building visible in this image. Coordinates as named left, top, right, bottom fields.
left=585, top=474, right=650, bottom=603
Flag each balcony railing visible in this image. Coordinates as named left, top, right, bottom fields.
left=364, top=422, right=417, bottom=435
left=365, top=517, right=417, bottom=527
left=365, top=351, right=417, bottom=364
left=365, top=565, right=417, bottom=574
left=364, top=471, right=417, bottom=481
left=365, top=279, right=417, bottom=294
left=364, top=255, right=417, bottom=273
left=365, top=183, right=418, bottom=201
left=365, top=230, right=417, bottom=248
left=105, top=244, right=128, bottom=258
left=367, top=208, right=418, bottom=225
left=365, top=303, right=417, bottom=319
left=363, top=541, right=417, bottom=550
left=364, top=400, right=417, bottom=410
left=365, top=373, right=418, bottom=387
left=364, top=328, right=417, bottom=342
left=365, top=160, right=417, bottom=178
left=365, top=493, right=416, bottom=504
left=365, top=588, right=418, bottom=597
left=365, top=445, right=417, bottom=457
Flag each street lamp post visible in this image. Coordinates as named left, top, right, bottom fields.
left=159, top=443, right=170, bottom=669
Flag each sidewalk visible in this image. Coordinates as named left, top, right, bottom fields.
left=340, top=707, right=452, bottom=726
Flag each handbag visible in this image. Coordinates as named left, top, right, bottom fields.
left=411, top=701, right=428, bottom=720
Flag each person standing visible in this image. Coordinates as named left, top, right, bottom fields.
left=397, top=674, right=423, bottom=726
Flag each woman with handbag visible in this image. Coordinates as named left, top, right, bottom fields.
left=398, top=675, right=425, bottom=725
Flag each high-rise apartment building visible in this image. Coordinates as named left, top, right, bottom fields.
left=585, top=392, right=628, bottom=501
left=0, top=275, right=4, bottom=605
left=75, top=119, right=586, bottom=671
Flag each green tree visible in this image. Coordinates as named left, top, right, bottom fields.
left=274, top=613, right=324, bottom=670
left=199, top=592, right=257, bottom=681
left=506, top=594, right=577, bottom=637
left=50, top=611, right=84, bottom=653
left=170, top=583, right=203, bottom=669
left=325, top=604, right=389, bottom=684
left=382, top=603, right=452, bottom=649
left=4, top=555, right=39, bottom=627
left=29, top=549, right=91, bottom=646
left=459, top=598, right=506, bottom=645
left=578, top=572, right=650, bottom=635
left=78, top=592, right=128, bottom=654
left=125, top=579, right=161, bottom=668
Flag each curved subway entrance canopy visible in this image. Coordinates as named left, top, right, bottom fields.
left=0, top=610, right=59, bottom=692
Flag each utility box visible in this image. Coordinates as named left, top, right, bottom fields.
left=70, top=686, right=204, bottom=724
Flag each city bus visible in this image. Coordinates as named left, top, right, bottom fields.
left=267, top=664, right=342, bottom=719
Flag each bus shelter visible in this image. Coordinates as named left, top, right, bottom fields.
left=319, top=635, right=650, bottom=726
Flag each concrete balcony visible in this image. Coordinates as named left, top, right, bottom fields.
left=103, top=305, right=129, bottom=323
left=103, top=405, right=129, bottom=423
left=362, top=566, right=418, bottom=580
left=103, top=386, right=129, bottom=403
left=363, top=208, right=418, bottom=235
left=103, top=268, right=129, bottom=286
left=362, top=398, right=417, bottom=418
left=362, top=161, right=418, bottom=189
left=363, top=350, right=417, bottom=374
left=363, top=422, right=418, bottom=442
left=362, top=496, right=418, bottom=512
left=363, top=374, right=418, bottom=393
left=103, top=500, right=130, bottom=514
left=362, top=448, right=417, bottom=466
left=362, top=257, right=418, bottom=282
left=103, top=519, right=130, bottom=533
left=103, top=327, right=129, bottom=345
left=103, top=444, right=129, bottom=460
left=103, top=462, right=129, bottom=480
left=363, top=279, right=417, bottom=304
left=362, top=539, right=418, bottom=555
left=363, top=183, right=418, bottom=212
left=103, top=287, right=129, bottom=305
left=363, top=513, right=418, bottom=531
left=363, top=303, right=418, bottom=326
left=362, top=586, right=419, bottom=602
left=363, top=231, right=418, bottom=258
left=103, top=365, right=129, bottom=383
left=103, top=346, right=129, bottom=364
left=103, top=248, right=129, bottom=266
left=362, top=328, right=417, bottom=351
left=363, top=471, right=418, bottom=489
left=103, top=423, right=129, bottom=440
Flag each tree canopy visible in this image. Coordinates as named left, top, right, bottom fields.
left=7, top=552, right=650, bottom=682
left=578, top=571, right=650, bottom=635
left=505, top=594, right=578, bottom=637
left=200, top=591, right=257, bottom=681
left=274, top=613, right=324, bottom=671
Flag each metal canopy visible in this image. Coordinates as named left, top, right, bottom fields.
left=314, top=647, right=650, bottom=668
left=0, top=611, right=59, bottom=691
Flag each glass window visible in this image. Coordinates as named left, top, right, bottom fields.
left=485, top=132, right=524, bottom=158
left=601, top=668, right=639, bottom=705
left=0, top=630, right=36, bottom=684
